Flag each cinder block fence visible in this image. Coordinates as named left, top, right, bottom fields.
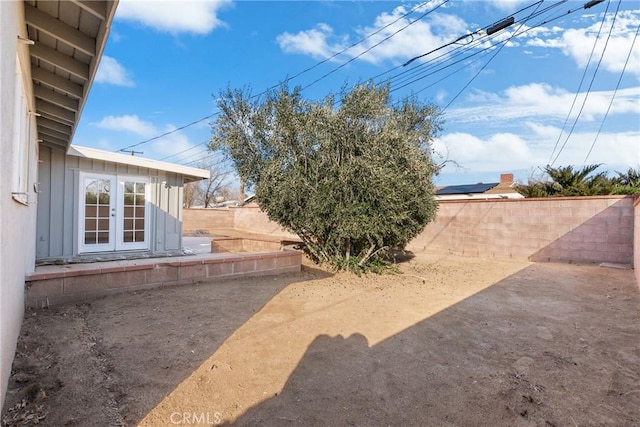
left=185, top=195, right=636, bottom=266
left=406, top=196, right=634, bottom=265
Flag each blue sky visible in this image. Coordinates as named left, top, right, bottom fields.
left=73, top=0, right=640, bottom=186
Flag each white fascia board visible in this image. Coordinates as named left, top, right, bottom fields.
left=67, top=145, right=210, bottom=180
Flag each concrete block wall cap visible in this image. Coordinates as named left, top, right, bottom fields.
left=122, top=263, right=155, bottom=272
left=99, top=265, right=127, bottom=274
left=64, top=267, right=101, bottom=277
left=221, top=255, right=246, bottom=263
left=176, top=259, right=205, bottom=267
left=26, top=270, right=67, bottom=281
left=438, top=195, right=631, bottom=204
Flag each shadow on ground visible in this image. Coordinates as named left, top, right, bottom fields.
left=234, top=263, right=640, bottom=426
left=1, top=265, right=332, bottom=426
left=3, top=258, right=639, bottom=427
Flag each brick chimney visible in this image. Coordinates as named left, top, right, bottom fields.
left=500, top=173, right=514, bottom=184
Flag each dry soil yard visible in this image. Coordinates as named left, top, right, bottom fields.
left=2, top=253, right=639, bottom=426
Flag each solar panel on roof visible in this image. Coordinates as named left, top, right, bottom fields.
left=435, top=182, right=499, bottom=195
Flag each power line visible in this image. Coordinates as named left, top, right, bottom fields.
left=267, top=0, right=441, bottom=92
left=177, top=147, right=214, bottom=165
left=442, top=2, right=544, bottom=112
left=117, top=113, right=218, bottom=153
left=158, top=140, right=208, bottom=161
left=550, top=0, right=622, bottom=166
left=386, top=1, right=569, bottom=101
left=125, top=0, right=610, bottom=164
left=300, top=0, right=449, bottom=91
left=547, top=0, right=612, bottom=164
left=114, top=1, right=442, bottom=155
left=584, top=24, right=639, bottom=163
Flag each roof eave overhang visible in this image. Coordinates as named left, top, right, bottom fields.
left=24, top=0, right=119, bottom=151
left=68, top=145, right=211, bottom=181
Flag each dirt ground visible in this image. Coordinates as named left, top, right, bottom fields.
left=2, top=253, right=639, bottom=426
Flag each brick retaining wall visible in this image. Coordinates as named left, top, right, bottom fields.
left=26, top=251, right=302, bottom=308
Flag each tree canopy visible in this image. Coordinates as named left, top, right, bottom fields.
left=211, top=83, right=442, bottom=273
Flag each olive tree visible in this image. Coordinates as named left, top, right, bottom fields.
left=211, top=83, right=441, bottom=273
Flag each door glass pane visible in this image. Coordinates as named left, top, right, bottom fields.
left=85, top=232, right=96, bottom=245
left=84, top=178, right=111, bottom=245
left=122, top=181, right=146, bottom=244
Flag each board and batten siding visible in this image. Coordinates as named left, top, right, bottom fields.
left=36, top=145, right=185, bottom=259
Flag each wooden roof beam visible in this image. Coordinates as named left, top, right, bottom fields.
left=71, top=0, right=107, bottom=21
left=38, top=116, right=73, bottom=136
left=30, top=44, right=89, bottom=81
left=31, top=67, right=84, bottom=99
left=36, top=99, right=76, bottom=125
left=38, top=125, right=71, bottom=142
left=34, top=85, right=79, bottom=112
left=24, top=3, right=96, bottom=57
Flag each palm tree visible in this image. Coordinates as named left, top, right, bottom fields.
left=612, top=167, right=640, bottom=194
left=542, top=164, right=603, bottom=196
left=515, top=164, right=619, bottom=197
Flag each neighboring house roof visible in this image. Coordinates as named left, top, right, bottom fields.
left=23, top=0, right=118, bottom=151
left=435, top=173, right=524, bottom=200
left=68, top=145, right=210, bottom=182
left=436, top=183, right=498, bottom=195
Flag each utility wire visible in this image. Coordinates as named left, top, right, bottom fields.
left=114, top=1, right=441, bottom=154
left=127, top=0, right=606, bottom=163
left=266, top=0, right=441, bottom=92
left=548, top=0, right=612, bottom=164
left=389, top=0, right=569, bottom=97
left=118, top=113, right=218, bottom=152
left=177, top=147, right=214, bottom=165
left=300, top=0, right=449, bottom=91
left=159, top=140, right=208, bottom=161
left=550, top=0, right=622, bottom=166
left=584, top=24, right=639, bottom=163
left=441, top=1, right=544, bottom=112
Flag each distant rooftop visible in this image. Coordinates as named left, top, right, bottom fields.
left=436, top=182, right=499, bottom=195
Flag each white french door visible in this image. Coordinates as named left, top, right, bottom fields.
left=79, top=173, right=149, bottom=253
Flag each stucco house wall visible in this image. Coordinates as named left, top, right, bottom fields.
left=0, top=0, right=39, bottom=405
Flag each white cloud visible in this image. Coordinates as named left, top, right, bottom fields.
left=95, top=56, right=134, bottom=87
left=276, top=4, right=468, bottom=65
left=525, top=9, right=640, bottom=77
left=94, top=115, right=157, bottom=137
left=434, top=131, right=538, bottom=171
left=116, top=0, right=231, bottom=35
left=433, top=124, right=639, bottom=174
left=151, top=126, right=196, bottom=160
left=447, top=83, right=640, bottom=124
left=438, top=78, right=640, bottom=174
left=481, top=0, right=531, bottom=13
left=277, top=23, right=339, bottom=59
